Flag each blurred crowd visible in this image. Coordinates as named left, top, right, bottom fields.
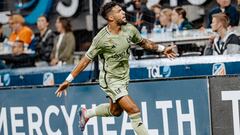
left=0, top=0, right=239, bottom=69
left=121, top=0, right=240, bottom=31
left=0, top=14, right=75, bottom=69
left=121, top=0, right=240, bottom=57
left=123, top=0, right=193, bottom=32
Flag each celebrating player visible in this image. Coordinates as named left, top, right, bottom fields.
left=55, top=2, right=176, bottom=135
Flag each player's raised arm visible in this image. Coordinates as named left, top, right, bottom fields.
left=55, top=56, right=91, bottom=97
left=56, top=34, right=103, bottom=97
left=137, top=38, right=177, bottom=59
left=129, top=23, right=176, bottom=59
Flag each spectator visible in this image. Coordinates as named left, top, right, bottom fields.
left=126, top=0, right=155, bottom=32
left=159, top=8, right=173, bottom=32
left=126, top=0, right=143, bottom=30
left=5, top=12, right=17, bottom=37
left=204, top=13, right=240, bottom=55
left=208, top=0, right=239, bottom=28
left=50, top=17, right=75, bottom=66
left=151, top=4, right=161, bottom=25
left=171, top=7, right=193, bottom=31
left=159, top=0, right=170, bottom=7
left=140, top=0, right=155, bottom=32
left=8, top=14, right=34, bottom=46
left=0, top=40, right=35, bottom=68
left=7, top=13, right=14, bottom=31
left=35, top=15, right=55, bottom=66
left=0, top=23, right=7, bottom=42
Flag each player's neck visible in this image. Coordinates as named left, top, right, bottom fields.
left=107, top=23, right=121, bottom=35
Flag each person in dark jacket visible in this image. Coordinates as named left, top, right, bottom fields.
left=0, top=40, right=35, bottom=68
left=204, top=13, right=240, bottom=55
left=171, top=7, right=193, bottom=31
left=171, top=7, right=193, bottom=55
left=207, top=0, right=239, bottom=28
left=35, top=15, right=55, bottom=66
left=0, top=23, right=7, bottom=42
left=151, top=4, right=162, bottom=25
left=125, top=0, right=155, bottom=32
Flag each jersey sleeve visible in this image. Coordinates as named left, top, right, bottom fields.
left=130, top=24, right=143, bottom=44
left=85, top=38, right=103, bottom=60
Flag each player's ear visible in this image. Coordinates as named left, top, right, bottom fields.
left=108, top=14, right=114, bottom=22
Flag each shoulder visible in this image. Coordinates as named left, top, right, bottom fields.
left=93, top=26, right=109, bottom=43
left=182, top=20, right=192, bottom=29
left=47, top=29, right=55, bottom=35
left=8, top=33, right=15, bottom=39
left=64, top=32, right=75, bottom=45
left=183, top=19, right=191, bottom=25
left=22, top=26, right=33, bottom=34
left=228, top=5, right=238, bottom=11
left=47, top=29, right=56, bottom=37
left=122, top=23, right=139, bottom=35
left=65, top=32, right=74, bottom=36
left=64, top=32, right=75, bottom=41
left=123, top=23, right=137, bottom=30
left=209, top=7, right=221, bottom=15
left=227, top=33, right=240, bottom=44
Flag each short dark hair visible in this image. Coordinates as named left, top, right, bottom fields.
left=174, top=7, right=187, bottom=19
left=100, top=2, right=120, bottom=20
left=39, top=15, right=50, bottom=22
left=0, top=22, right=2, bottom=28
left=57, top=17, right=72, bottom=32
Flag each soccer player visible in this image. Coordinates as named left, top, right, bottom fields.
left=55, top=2, right=176, bottom=135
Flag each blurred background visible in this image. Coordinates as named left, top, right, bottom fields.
left=0, top=1, right=240, bottom=135
left=0, top=0, right=239, bottom=86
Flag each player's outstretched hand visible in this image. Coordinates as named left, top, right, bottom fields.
left=55, top=81, right=70, bottom=97
left=163, top=44, right=177, bottom=60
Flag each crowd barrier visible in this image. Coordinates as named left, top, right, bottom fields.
left=0, top=55, right=240, bottom=87
left=1, top=75, right=239, bottom=135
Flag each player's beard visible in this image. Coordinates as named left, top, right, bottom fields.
left=116, top=19, right=127, bottom=26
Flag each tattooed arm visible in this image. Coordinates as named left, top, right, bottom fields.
left=137, top=38, right=163, bottom=52
left=137, top=38, right=176, bottom=58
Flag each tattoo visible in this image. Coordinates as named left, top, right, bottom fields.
left=137, top=38, right=158, bottom=52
